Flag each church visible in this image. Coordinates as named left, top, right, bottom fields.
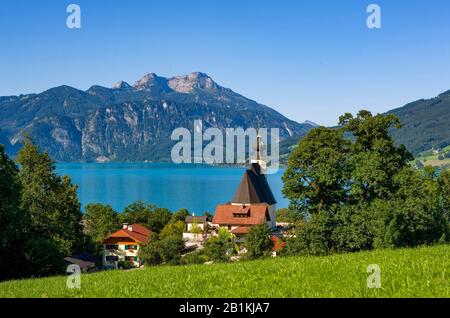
left=212, top=132, right=277, bottom=241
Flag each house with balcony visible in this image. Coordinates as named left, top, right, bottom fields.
left=102, top=223, right=151, bottom=268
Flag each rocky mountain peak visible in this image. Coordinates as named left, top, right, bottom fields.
left=112, top=81, right=132, bottom=90
left=168, top=72, right=219, bottom=93
left=133, top=73, right=168, bottom=91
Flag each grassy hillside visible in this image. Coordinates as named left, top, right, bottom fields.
left=416, top=145, right=450, bottom=170
left=388, top=90, right=450, bottom=156
left=0, top=245, right=448, bottom=298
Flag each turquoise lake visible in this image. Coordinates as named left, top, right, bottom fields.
left=55, top=163, right=289, bottom=214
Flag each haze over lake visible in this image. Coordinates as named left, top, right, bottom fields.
left=55, top=163, right=289, bottom=213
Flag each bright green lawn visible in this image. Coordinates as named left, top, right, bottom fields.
left=0, top=245, right=448, bottom=298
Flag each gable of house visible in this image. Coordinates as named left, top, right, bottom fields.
left=102, top=223, right=151, bottom=245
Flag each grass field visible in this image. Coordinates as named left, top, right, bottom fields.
left=0, top=245, right=448, bottom=298
left=424, top=159, right=450, bottom=167
left=417, top=145, right=450, bottom=169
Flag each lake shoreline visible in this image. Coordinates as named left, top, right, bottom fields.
left=55, top=162, right=289, bottom=214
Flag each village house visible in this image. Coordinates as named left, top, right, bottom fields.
left=185, top=215, right=208, bottom=232
left=212, top=133, right=277, bottom=241
left=183, top=215, right=210, bottom=246
left=102, top=223, right=151, bottom=268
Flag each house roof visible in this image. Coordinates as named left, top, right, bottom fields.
left=64, top=257, right=95, bottom=270
left=185, top=215, right=208, bottom=223
left=103, top=224, right=151, bottom=244
left=213, top=203, right=270, bottom=226
left=232, top=163, right=276, bottom=205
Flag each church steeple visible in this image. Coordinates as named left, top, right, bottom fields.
left=256, top=127, right=261, bottom=162
left=251, top=123, right=266, bottom=172
left=231, top=162, right=277, bottom=205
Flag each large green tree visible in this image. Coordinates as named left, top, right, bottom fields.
left=339, top=111, right=413, bottom=203
left=283, top=127, right=350, bottom=216
left=170, top=208, right=190, bottom=223
left=16, top=138, right=83, bottom=256
left=84, top=203, right=121, bottom=243
left=120, top=201, right=172, bottom=233
left=0, top=145, right=29, bottom=280
left=282, top=111, right=449, bottom=256
left=159, top=220, right=186, bottom=240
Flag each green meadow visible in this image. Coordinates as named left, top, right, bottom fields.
left=0, top=244, right=448, bottom=298
left=417, top=145, right=450, bottom=168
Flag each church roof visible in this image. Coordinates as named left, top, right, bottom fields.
left=231, top=163, right=277, bottom=205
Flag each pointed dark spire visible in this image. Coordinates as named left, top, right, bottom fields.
left=231, top=162, right=276, bottom=205
left=256, top=122, right=261, bottom=162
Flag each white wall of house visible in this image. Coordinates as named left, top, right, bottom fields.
left=183, top=232, right=205, bottom=243
left=103, top=244, right=140, bottom=268
left=187, top=222, right=205, bottom=232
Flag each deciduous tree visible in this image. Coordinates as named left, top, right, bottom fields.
left=84, top=203, right=120, bottom=243
left=16, top=137, right=83, bottom=256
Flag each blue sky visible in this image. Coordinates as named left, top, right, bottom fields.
left=1, top=0, right=450, bottom=126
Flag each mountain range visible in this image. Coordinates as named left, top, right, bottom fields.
left=0, top=72, right=315, bottom=162
left=1, top=72, right=449, bottom=162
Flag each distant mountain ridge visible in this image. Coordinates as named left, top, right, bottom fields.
left=2, top=73, right=447, bottom=162
left=387, top=90, right=450, bottom=155
left=0, top=72, right=315, bottom=162
left=279, top=89, right=450, bottom=159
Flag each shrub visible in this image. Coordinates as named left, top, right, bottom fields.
left=159, top=235, right=184, bottom=265
left=332, top=204, right=374, bottom=252
left=139, top=240, right=163, bottom=266
left=284, top=212, right=336, bottom=256
left=118, top=260, right=134, bottom=270
left=203, top=229, right=234, bottom=262
left=23, top=239, right=65, bottom=277
left=181, top=251, right=209, bottom=265
left=244, top=224, right=273, bottom=259
left=370, top=168, right=449, bottom=248
left=370, top=197, right=449, bottom=248
left=139, top=232, right=184, bottom=266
